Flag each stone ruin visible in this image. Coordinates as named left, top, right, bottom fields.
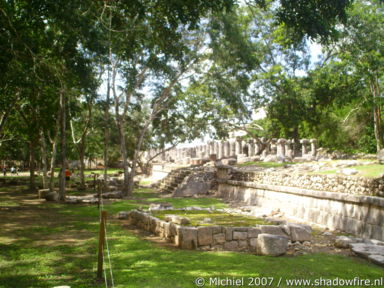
left=144, top=137, right=318, bottom=165
left=118, top=208, right=313, bottom=256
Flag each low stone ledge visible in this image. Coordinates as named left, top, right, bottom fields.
left=119, top=209, right=313, bottom=256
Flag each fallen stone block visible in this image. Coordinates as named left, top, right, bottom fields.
left=257, top=234, right=289, bottom=256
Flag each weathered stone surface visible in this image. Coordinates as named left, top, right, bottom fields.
left=249, top=238, right=258, bottom=251
left=225, top=227, right=234, bottom=241
left=257, top=234, right=289, bottom=256
left=248, top=228, right=261, bottom=238
left=213, top=233, right=226, bottom=244
left=260, top=225, right=288, bottom=238
left=238, top=240, right=248, bottom=249
left=288, top=223, right=312, bottom=242
left=233, top=231, right=248, bottom=240
left=212, top=226, right=222, bottom=234
left=224, top=241, right=239, bottom=250
left=334, top=236, right=362, bottom=248
left=177, top=227, right=198, bottom=249
left=350, top=243, right=384, bottom=265
left=197, top=226, right=213, bottom=246
left=368, top=254, right=384, bottom=266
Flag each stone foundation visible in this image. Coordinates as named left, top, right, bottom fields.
left=120, top=210, right=312, bottom=255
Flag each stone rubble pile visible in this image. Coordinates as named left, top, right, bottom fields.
left=117, top=209, right=313, bottom=256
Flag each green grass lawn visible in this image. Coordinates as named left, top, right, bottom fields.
left=0, top=186, right=382, bottom=288
left=152, top=209, right=270, bottom=227
left=314, top=164, right=384, bottom=178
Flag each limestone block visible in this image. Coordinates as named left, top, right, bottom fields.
left=197, top=226, right=213, bottom=246
left=169, top=223, right=179, bottom=237
left=163, top=222, right=171, bottom=239
left=238, top=240, right=248, bottom=249
left=233, top=231, right=248, bottom=240
left=249, top=238, right=258, bottom=251
left=288, top=223, right=312, bottom=242
left=177, top=227, right=198, bottom=249
left=225, top=227, right=234, bottom=241
left=213, top=233, right=226, bottom=244
left=212, top=226, right=222, bottom=234
left=248, top=228, right=261, bottom=238
left=260, top=225, right=288, bottom=238
left=224, top=241, right=239, bottom=250
left=257, top=234, right=289, bottom=256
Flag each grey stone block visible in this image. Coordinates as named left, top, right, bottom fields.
left=248, top=228, right=261, bottom=238
left=224, top=241, right=239, bottom=250
left=213, top=233, right=226, bottom=244
left=257, top=234, right=289, bottom=256
left=197, top=226, right=213, bottom=246
left=177, top=227, right=198, bottom=249
left=288, top=223, right=312, bottom=242
left=233, top=231, right=248, bottom=240
left=260, top=225, right=288, bottom=238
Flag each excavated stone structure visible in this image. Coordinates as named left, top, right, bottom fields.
left=144, top=137, right=318, bottom=165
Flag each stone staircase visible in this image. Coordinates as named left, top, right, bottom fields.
left=155, top=167, right=193, bottom=194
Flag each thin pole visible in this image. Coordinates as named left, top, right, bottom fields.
left=97, top=210, right=108, bottom=280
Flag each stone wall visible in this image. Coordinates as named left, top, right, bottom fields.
left=229, top=169, right=384, bottom=197
left=217, top=168, right=384, bottom=241
left=121, top=210, right=312, bottom=255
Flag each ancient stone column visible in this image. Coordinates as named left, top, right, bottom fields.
left=310, top=139, right=317, bottom=157
left=224, top=141, right=230, bottom=157
left=254, top=139, right=260, bottom=155
left=285, top=140, right=293, bottom=159
left=300, top=139, right=309, bottom=156
left=236, top=137, right=243, bottom=155
left=218, top=141, right=224, bottom=159
left=246, top=139, right=253, bottom=157
left=277, top=138, right=286, bottom=158
left=270, top=138, right=277, bottom=155
left=229, top=139, right=236, bottom=157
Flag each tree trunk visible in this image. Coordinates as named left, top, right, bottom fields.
left=373, top=104, right=383, bottom=152
left=49, top=138, right=58, bottom=192
left=79, top=140, right=86, bottom=190
left=40, top=132, right=48, bottom=189
left=371, top=77, right=383, bottom=152
left=127, top=151, right=137, bottom=196
left=59, top=90, right=66, bottom=201
left=29, top=140, right=36, bottom=192
left=117, top=121, right=130, bottom=196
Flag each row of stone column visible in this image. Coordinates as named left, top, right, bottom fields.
left=147, top=138, right=318, bottom=163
